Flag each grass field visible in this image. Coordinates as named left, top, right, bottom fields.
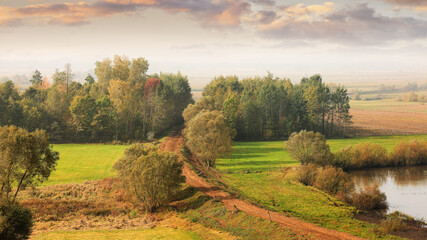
left=31, top=228, right=200, bottom=240
left=217, top=135, right=427, bottom=172
left=215, top=135, right=427, bottom=239
left=46, top=144, right=128, bottom=185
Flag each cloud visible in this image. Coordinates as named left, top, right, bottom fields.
left=0, top=0, right=250, bottom=27
left=257, top=3, right=427, bottom=45
left=383, top=0, right=427, bottom=5
left=382, top=0, right=427, bottom=11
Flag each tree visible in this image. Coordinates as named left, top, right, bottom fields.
left=92, top=96, right=117, bottom=142
left=182, top=96, right=217, bottom=122
left=85, top=74, right=95, bottom=85
left=64, top=63, right=73, bottom=95
left=184, top=110, right=233, bottom=168
left=0, top=126, right=59, bottom=204
left=70, top=95, right=97, bottom=140
left=285, top=130, right=333, bottom=166
left=29, top=70, right=43, bottom=87
left=95, top=58, right=112, bottom=95
left=113, top=144, right=185, bottom=212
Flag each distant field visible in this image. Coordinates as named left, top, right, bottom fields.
left=217, top=135, right=427, bottom=172
left=350, top=99, right=427, bottom=135
left=31, top=228, right=200, bottom=240
left=46, top=144, right=127, bottom=185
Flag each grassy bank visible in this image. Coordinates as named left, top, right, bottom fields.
left=215, top=135, right=427, bottom=239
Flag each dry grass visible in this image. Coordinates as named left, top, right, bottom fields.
left=18, top=178, right=156, bottom=235
left=19, top=178, right=236, bottom=240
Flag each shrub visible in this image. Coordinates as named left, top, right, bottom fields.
left=380, top=215, right=407, bottom=233
left=393, top=140, right=427, bottom=166
left=0, top=203, right=33, bottom=240
left=114, top=144, right=186, bottom=212
left=350, top=185, right=388, bottom=210
left=333, top=143, right=389, bottom=170
left=295, top=164, right=318, bottom=186
left=314, top=166, right=354, bottom=195
left=286, top=130, right=333, bottom=166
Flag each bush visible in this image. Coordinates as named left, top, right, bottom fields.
left=393, top=140, right=427, bottom=166
left=295, top=164, right=318, bottom=186
left=286, top=130, right=333, bottom=166
left=350, top=185, right=388, bottom=210
left=0, top=203, right=33, bottom=240
left=333, top=143, right=389, bottom=170
left=314, top=166, right=354, bottom=195
left=114, top=144, right=186, bottom=212
left=380, top=215, right=407, bottom=233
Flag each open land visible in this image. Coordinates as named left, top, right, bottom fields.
left=350, top=100, right=427, bottom=136
left=22, top=135, right=427, bottom=240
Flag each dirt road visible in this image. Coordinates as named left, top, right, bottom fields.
left=160, top=136, right=364, bottom=240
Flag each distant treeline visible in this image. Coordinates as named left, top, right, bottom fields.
left=0, top=55, right=193, bottom=143
left=189, top=73, right=351, bottom=140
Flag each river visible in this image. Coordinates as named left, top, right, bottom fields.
left=352, top=165, right=427, bottom=220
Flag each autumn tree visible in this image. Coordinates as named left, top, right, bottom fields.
left=182, top=96, right=217, bottom=122
left=95, top=58, right=112, bottom=95
left=0, top=126, right=59, bottom=204
left=113, top=144, right=185, bottom=212
left=286, top=130, right=333, bottom=166
left=184, top=110, right=233, bottom=168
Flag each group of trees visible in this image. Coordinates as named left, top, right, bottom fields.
left=181, top=74, right=351, bottom=168
left=194, top=74, right=351, bottom=141
left=0, top=55, right=193, bottom=143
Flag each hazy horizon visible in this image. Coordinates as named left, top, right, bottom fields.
left=1, top=0, right=427, bottom=88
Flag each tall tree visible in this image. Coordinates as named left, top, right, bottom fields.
left=29, top=70, right=43, bottom=87
left=184, top=110, right=233, bottom=168
left=64, top=63, right=73, bottom=95
left=95, top=58, right=112, bottom=95
left=0, top=126, right=59, bottom=204
left=70, top=95, right=97, bottom=140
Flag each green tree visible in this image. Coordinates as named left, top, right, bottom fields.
left=85, top=74, right=95, bottom=85
left=29, top=70, right=43, bottom=87
left=286, top=130, right=333, bottom=166
left=184, top=110, right=233, bottom=168
left=70, top=95, right=97, bottom=140
left=114, top=144, right=185, bottom=212
left=223, top=94, right=238, bottom=129
left=92, top=96, right=117, bottom=141
left=0, top=126, right=59, bottom=204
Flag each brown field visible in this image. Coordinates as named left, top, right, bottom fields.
left=350, top=100, right=427, bottom=136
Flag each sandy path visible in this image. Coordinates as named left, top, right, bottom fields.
left=160, top=135, right=364, bottom=240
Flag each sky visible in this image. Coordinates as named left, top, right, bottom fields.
left=1, top=0, right=427, bottom=88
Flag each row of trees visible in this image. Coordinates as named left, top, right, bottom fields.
left=197, top=74, right=351, bottom=141
left=0, top=55, right=193, bottom=142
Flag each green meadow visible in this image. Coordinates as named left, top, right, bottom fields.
left=46, top=144, right=128, bottom=185
left=217, top=134, right=427, bottom=172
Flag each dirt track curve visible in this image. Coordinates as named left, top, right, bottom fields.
left=160, top=135, right=364, bottom=240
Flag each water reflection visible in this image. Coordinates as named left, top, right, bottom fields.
left=352, top=165, right=427, bottom=220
